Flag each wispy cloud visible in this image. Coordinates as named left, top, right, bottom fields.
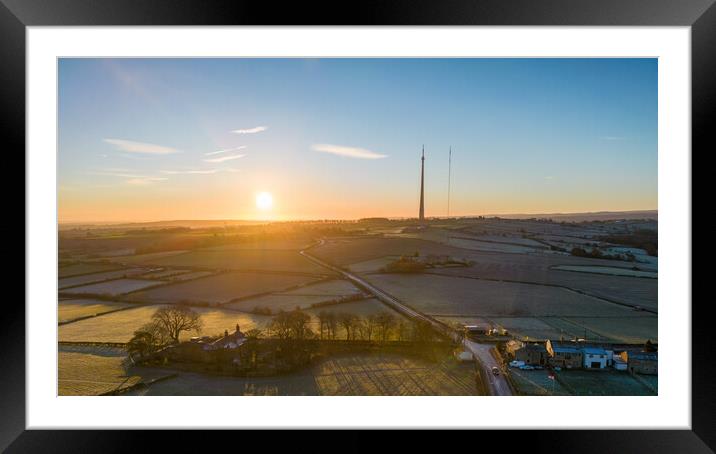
left=126, top=177, right=168, bottom=185
left=205, top=146, right=246, bottom=156
left=160, top=168, right=239, bottom=175
left=90, top=169, right=169, bottom=185
left=203, top=154, right=246, bottom=163
left=103, top=138, right=179, bottom=155
left=160, top=169, right=219, bottom=175
left=232, top=126, right=268, bottom=135
left=312, top=143, right=387, bottom=159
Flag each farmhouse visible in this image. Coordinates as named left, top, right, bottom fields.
left=621, top=351, right=658, bottom=375
left=204, top=324, right=246, bottom=351
left=463, top=323, right=492, bottom=338
left=612, top=355, right=628, bottom=371
left=513, top=343, right=548, bottom=366
left=545, top=340, right=583, bottom=369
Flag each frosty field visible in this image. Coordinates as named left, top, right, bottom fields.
left=551, top=265, right=657, bottom=279
left=364, top=273, right=645, bottom=317
left=126, top=272, right=320, bottom=305
left=58, top=262, right=123, bottom=278
left=124, top=249, right=330, bottom=275
left=58, top=305, right=271, bottom=342
left=125, top=354, right=478, bottom=396
left=58, top=299, right=137, bottom=323
left=60, top=278, right=161, bottom=296
left=58, top=268, right=147, bottom=289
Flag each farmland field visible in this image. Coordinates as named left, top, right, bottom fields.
left=346, top=256, right=399, bottom=273
left=101, top=250, right=189, bottom=265
left=551, top=265, right=657, bottom=279
left=58, top=299, right=137, bottom=323
left=58, top=262, right=124, bottom=278
left=225, top=293, right=334, bottom=312
left=60, top=278, right=161, bottom=296
left=139, top=268, right=193, bottom=279
left=555, top=369, right=655, bottom=396
left=125, top=354, right=478, bottom=396
left=59, top=268, right=147, bottom=289
left=278, top=279, right=361, bottom=296
left=58, top=345, right=163, bottom=396
left=559, top=316, right=658, bottom=343
left=364, top=273, right=646, bottom=317
left=127, top=272, right=320, bottom=305
left=510, top=368, right=570, bottom=395
left=120, top=249, right=330, bottom=275
left=58, top=305, right=271, bottom=343
left=305, top=298, right=402, bottom=319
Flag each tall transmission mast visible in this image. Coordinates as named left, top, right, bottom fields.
left=447, top=146, right=452, bottom=218
left=419, top=145, right=425, bottom=223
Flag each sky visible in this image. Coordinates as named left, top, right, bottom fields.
left=58, top=58, right=657, bottom=223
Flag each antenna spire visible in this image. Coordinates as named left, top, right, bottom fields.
left=447, top=146, right=452, bottom=218
left=419, top=146, right=425, bottom=223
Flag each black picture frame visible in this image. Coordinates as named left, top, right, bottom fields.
left=3, top=0, right=710, bottom=451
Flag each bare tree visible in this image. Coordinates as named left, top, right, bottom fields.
left=317, top=311, right=328, bottom=339
left=375, top=312, right=397, bottom=341
left=151, top=306, right=203, bottom=344
left=326, top=312, right=338, bottom=339
left=287, top=309, right=313, bottom=340
left=270, top=309, right=313, bottom=340
left=127, top=321, right=169, bottom=360
left=338, top=313, right=358, bottom=340
left=270, top=311, right=293, bottom=340
left=362, top=314, right=379, bottom=341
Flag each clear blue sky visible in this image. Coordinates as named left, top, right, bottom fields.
left=58, top=58, right=657, bottom=222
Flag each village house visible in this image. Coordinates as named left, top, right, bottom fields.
left=203, top=324, right=246, bottom=351
left=513, top=343, right=548, bottom=366
left=621, top=351, right=658, bottom=375
left=545, top=340, right=583, bottom=369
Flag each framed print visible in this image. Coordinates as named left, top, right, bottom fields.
left=3, top=0, right=711, bottom=451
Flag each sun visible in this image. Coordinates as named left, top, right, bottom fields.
left=256, top=192, right=273, bottom=211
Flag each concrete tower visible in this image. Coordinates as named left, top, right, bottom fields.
left=419, top=146, right=425, bottom=222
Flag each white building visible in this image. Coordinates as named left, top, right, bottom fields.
left=583, top=347, right=608, bottom=369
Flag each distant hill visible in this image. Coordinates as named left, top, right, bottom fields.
left=59, top=210, right=657, bottom=230
left=58, top=219, right=268, bottom=230
left=487, top=210, right=657, bottom=222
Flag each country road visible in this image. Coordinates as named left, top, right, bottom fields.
left=300, top=242, right=513, bottom=396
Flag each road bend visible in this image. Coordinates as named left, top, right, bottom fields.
left=300, top=242, right=513, bottom=396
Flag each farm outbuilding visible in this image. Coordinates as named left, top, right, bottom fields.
left=622, top=351, right=658, bottom=375
left=582, top=348, right=608, bottom=369
left=546, top=340, right=583, bottom=369
left=514, top=343, right=548, bottom=366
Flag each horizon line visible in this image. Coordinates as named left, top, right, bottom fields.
left=58, top=208, right=658, bottom=226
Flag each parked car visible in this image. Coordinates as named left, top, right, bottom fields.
left=492, top=366, right=500, bottom=376
left=519, top=365, right=535, bottom=370
left=509, top=360, right=525, bottom=368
